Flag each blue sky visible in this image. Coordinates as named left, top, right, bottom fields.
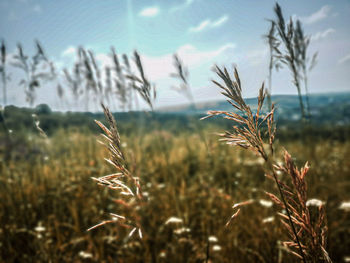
left=0, top=0, right=350, bottom=111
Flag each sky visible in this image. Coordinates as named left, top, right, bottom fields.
left=0, top=0, right=350, bottom=111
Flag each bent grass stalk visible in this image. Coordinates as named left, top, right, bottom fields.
left=202, top=65, right=331, bottom=262
left=88, top=104, right=144, bottom=238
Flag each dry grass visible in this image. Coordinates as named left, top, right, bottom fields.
left=1, top=127, right=349, bottom=262
left=203, top=65, right=333, bottom=262
left=89, top=104, right=144, bottom=238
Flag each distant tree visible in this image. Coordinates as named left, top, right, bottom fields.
left=35, top=103, right=52, bottom=115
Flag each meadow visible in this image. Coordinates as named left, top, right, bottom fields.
left=0, top=117, right=349, bottom=262
left=1, top=3, right=349, bottom=261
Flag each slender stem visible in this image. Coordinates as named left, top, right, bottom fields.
left=267, top=46, right=273, bottom=112
left=271, top=169, right=307, bottom=263
left=303, top=67, right=311, bottom=120
left=263, top=149, right=306, bottom=262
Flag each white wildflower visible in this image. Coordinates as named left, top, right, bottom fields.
left=259, top=199, right=273, bottom=208
left=165, top=217, right=183, bottom=225
left=262, top=216, right=275, bottom=223
left=306, top=199, right=325, bottom=207
left=34, top=222, right=46, bottom=232
left=344, top=256, right=350, bottom=262
left=157, top=183, right=165, bottom=189
left=208, top=236, right=218, bottom=243
left=79, top=251, right=93, bottom=259
left=212, top=245, right=222, bottom=251
left=174, top=227, right=190, bottom=235
left=339, top=201, right=350, bottom=212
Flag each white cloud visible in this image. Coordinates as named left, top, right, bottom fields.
left=301, top=5, right=331, bottom=24
left=52, top=43, right=235, bottom=110
left=189, top=15, right=229, bottom=32
left=189, top=20, right=211, bottom=32
left=95, top=53, right=114, bottom=69
left=212, top=15, right=229, bottom=27
left=311, top=28, right=335, bottom=41
left=139, top=7, right=159, bottom=17
left=140, top=43, right=236, bottom=81
left=245, top=47, right=269, bottom=66
left=338, top=54, right=350, bottom=65
left=61, top=46, right=77, bottom=57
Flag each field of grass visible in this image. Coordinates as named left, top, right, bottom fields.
left=1, top=124, right=349, bottom=262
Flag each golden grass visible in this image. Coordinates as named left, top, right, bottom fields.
left=0, top=128, right=349, bottom=262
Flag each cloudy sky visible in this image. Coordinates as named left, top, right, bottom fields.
left=0, top=0, right=349, bottom=111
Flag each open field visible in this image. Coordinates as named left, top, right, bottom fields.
left=1, top=123, right=349, bottom=262
left=1, top=0, right=350, bottom=262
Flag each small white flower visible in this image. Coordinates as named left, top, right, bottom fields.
left=79, top=251, right=93, bottom=259
left=174, top=227, right=190, bottom=235
left=344, top=256, right=350, bottom=262
left=306, top=199, right=325, bottom=207
left=157, top=183, right=165, bottom=189
left=34, top=222, right=46, bottom=232
left=212, top=245, right=222, bottom=251
left=165, top=217, right=183, bottom=224
left=339, top=201, right=350, bottom=212
left=208, top=236, right=218, bottom=243
left=159, top=251, right=166, bottom=258
left=262, top=216, right=275, bottom=223
left=259, top=199, right=273, bottom=208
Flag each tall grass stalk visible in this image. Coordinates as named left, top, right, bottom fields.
left=272, top=3, right=306, bottom=121
left=203, top=65, right=331, bottom=262
left=0, top=40, right=8, bottom=106
left=89, top=104, right=144, bottom=238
